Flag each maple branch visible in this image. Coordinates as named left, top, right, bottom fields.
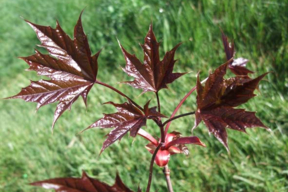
left=146, top=143, right=163, bottom=192
left=160, top=124, right=165, bottom=143
left=164, top=86, right=196, bottom=135
left=156, top=92, right=161, bottom=113
left=155, top=92, right=165, bottom=143
left=163, top=165, right=174, bottom=192
left=162, top=111, right=195, bottom=126
left=95, top=80, right=143, bottom=110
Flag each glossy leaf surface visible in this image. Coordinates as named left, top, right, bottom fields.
left=119, top=25, right=185, bottom=93
left=221, top=32, right=253, bottom=76
left=87, top=101, right=165, bottom=153
left=7, top=13, right=100, bottom=129
left=30, top=171, right=138, bottom=192
left=194, top=62, right=268, bottom=150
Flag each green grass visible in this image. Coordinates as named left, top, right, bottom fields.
left=0, top=0, right=287, bottom=191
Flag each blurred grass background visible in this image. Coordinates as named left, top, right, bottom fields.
left=0, top=0, right=287, bottom=191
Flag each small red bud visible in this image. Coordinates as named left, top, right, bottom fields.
left=155, top=149, right=170, bottom=167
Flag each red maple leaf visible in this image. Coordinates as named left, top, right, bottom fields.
left=119, top=25, right=185, bottom=93
left=221, top=32, right=253, bottom=76
left=7, top=13, right=100, bottom=129
left=86, top=100, right=166, bottom=153
left=194, top=61, right=268, bottom=150
left=30, top=171, right=139, bottom=192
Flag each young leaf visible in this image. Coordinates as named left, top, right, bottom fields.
left=86, top=100, right=166, bottom=153
left=143, top=131, right=206, bottom=167
left=194, top=62, right=268, bottom=150
left=221, top=32, right=253, bottom=76
left=119, top=24, right=185, bottom=93
left=6, top=13, right=100, bottom=129
left=30, top=171, right=138, bottom=192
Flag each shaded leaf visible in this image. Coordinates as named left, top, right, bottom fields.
left=143, top=100, right=166, bottom=119
left=119, top=25, right=185, bottom=93
left=196, top=61, right=229, bottom=110
left=200, top=107, right=267, bottom=148
left=194, top=62, right=268, bottom=150
left=220, top=73, right=268, bottom=107
left=221, top=32, right=253, bottom=76
left=30, top=171, right=137, bottom=192
left=7, top=12, right=100, bottom=129
left=87, top=101, right=165, bottom=153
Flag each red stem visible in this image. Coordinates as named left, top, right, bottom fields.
left=155, top=92, right=165, bottom=143
left=156, top=92, right=161, bottom=113
left=164, top=165, right=173, bottom=192
left=162, top=112, right=195, bottom=127
left=164, top=86, right=196, bottom=135
left=160, top=124, right=165, bottom=144
left=146, top=143, right=163, bottom=192
left=95, top=80, right=143, bottom=110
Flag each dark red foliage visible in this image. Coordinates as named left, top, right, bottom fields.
left=30, top=171, right=140, bottom=192
left=6, top=11, right=270, bottom=191
left=119, top=25, right=185, bottom=93
left=221, top=32, right=253, bottom=76
left=7, top=13, right=100, bottom=129
left=86, top=100, right=166, bottom=153
left=194, top=61, right=268, bottom=150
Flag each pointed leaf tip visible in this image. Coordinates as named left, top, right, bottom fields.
left=149, top=23, right=153, bottom=31
left=117, top=38, right=123, bottom=49
left=195, top=63, right=268, bottom=150
left=198, top=139, right=206, bottom=147
left=120, top=24, right=184, bottom=93
left=267, top=128, right=272, bottom=132
left=221, top=31, right=254, bottom=75
left=8, top=13, right=100, bottom=129
left=88, top=101, right=156, bottom=152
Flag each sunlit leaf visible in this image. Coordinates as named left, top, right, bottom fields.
left=119, top=25, right=185, bottom=93
left=7, top=12, right=100, bottom=129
